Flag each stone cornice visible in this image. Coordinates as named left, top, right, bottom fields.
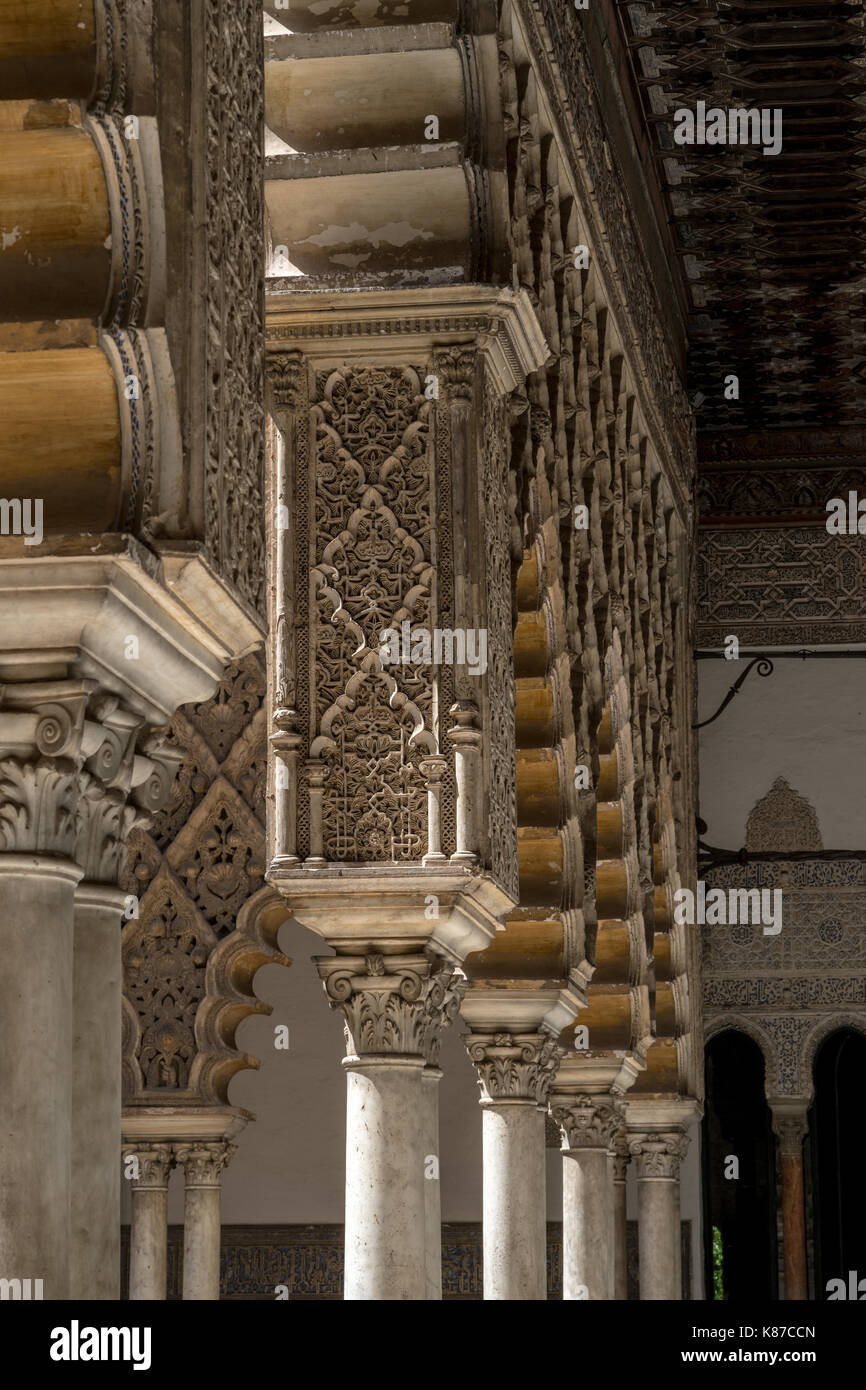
left=121, top=1106, right=252, bottom=1143
left=0, top=546, right=263, bottom=723
left=266, top=285, right=551, bottom=395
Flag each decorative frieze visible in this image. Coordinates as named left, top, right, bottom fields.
left=697, top=526, right=866, bottom=647
left=118, top=1220, right=693, bottom=1299
left=201, top=0, right=266, bottom=618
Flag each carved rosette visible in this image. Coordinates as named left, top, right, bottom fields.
left=552, top=1096, right=624, bottom=1152
left=316, top=950, right=463, bottom=1061
left=122, top=1142, right=173, bottom=1190
left=628, top=1131, right=690, bottom=1181
left=174, top=1141, right=236, bottom=1188
left=464, top=1032, right=563, bottom=1105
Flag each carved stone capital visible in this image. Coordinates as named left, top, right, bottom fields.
left=772, top=1112, right=809, bottom=1157
left=0, top=757, right=79, bottom=857
left=434, top=345, right=477, bottom=401
left=447, top=700, right=483, bottom=748
left=464, top=1031, right=563, bottom=1105
left=268, top=350, right=308, bottom=417
left=552, top=1095, right=624, bottom=1151
left=123, top=1142, right=173, bottom=1190
left=628, top=1130, right=690, bottom=1181
left=0, top=685, right=180, bottom=874
left=174, top=1141, right=236, bottom=1187
left=612, top=1128, right=631, bottom=1182
left=315, top=949, right=458, bottom=1060
left=422, top=961, right=466, bottom=1068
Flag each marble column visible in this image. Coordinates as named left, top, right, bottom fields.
left=0, top=852, right=81, bottom=1301
left=772, top=1109, right=809, bottom=1301
left=629, top=1130, right=689, bottom=1300
left=125, top=1144, right=173, bottom=1300
left=70, top=883, right=128, bottom=1299
left=552, top=1096, right=622, bottom=1301
left=176, top=1142, right=235, bottom=1300
left=612, top=1130, right=630, bottom=1300
left=316, top=950, right=462, bottom=1301
left=421, top=1067, right=444, bottom=1300
left=465, top=1031, right=561, bottom=1300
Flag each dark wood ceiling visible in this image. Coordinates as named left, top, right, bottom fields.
left=613, top=0, right=866, bottom=438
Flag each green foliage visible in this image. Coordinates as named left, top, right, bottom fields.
left=712, top=1225, right=725, bottom=1300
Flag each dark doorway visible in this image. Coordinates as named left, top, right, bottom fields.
left=703, top=1031, right=778, bottom=1300
left=809, top=1028, right=866, bottom=1299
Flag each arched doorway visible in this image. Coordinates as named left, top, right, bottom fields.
left=703, top=1031, right=777, bottom=1300
left=809, top=1028, right=866, bottom=1299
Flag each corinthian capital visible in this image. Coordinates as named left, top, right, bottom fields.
left=464, top=1031, right=563, bottom=1105
left=174, top=1142, right=236, bottom=1187
left=0, top=683, right=180, bottom=876
left=612, top=1128, right=631, bottom=1182
left=0, top=757, right=79, bottom=857
left=434, top=345, right=477, bottom=401
left=123, top=1143, right=173, bottom=1189
left=421, top=959, right=466, bottom=1067
left=772, top=1111, right=809, bottom=1157
left=316, top=949, right=458, bottom=1060
left=628, top=1130, right=690, bottom=1180
left=551, top=1095, right=623, bottom=1151
left=268, top=350, right=308, bottom=416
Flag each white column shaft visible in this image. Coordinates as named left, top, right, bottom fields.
left=637, top=1176, right=680, bottom=1300
left=129, top=1186, right=168, bottom=1300
left=482, top=1103, right=547, bottom=1300
left=0, top=859, right=79, bottom=1300
left=70, top=885, right=124, bottom=1299
left=182, top=1185, right=222, bottom=1300
left=344, top=1057, right=427, bottom=1300
left=562, top=1146, right=614, bottom=1300
left=421, top=1067, right=443, bottom=1300
left=613, top=1175, right=628, bottom=1300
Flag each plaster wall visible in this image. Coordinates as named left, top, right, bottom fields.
left=697, top=656, right=865, bottom=850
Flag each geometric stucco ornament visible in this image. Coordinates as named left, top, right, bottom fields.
left=744, top=775, right=823, bottom=853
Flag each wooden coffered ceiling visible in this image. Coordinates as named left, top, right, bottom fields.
left=611, top=0, right=866, bottom=448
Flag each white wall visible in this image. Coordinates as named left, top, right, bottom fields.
left=697, top=656, right=865, bottom=849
